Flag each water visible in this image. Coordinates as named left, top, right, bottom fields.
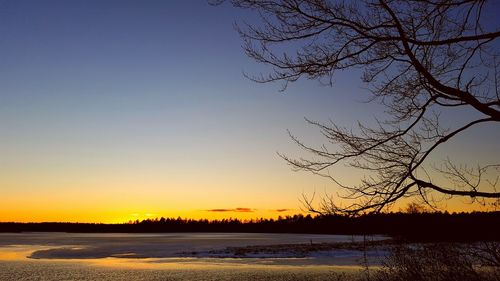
left=0, top=233, right=383, bottom=280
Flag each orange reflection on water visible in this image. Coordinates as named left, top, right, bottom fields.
left=0, top=246, right=50, bottom=261
left=0, top=244, right=364, bottom=274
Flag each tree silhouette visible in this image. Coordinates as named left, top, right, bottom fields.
left=220, top=0, right=500, bottom=214
left=2, top=212, right=499, bottom=241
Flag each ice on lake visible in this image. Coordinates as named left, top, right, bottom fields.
left=0, top=232, right=387, bottom=281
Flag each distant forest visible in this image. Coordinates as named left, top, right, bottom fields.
left=1, top=211, right=499, bottom=242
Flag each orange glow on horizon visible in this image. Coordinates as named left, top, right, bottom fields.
left=0, top=208, right=303, bottom=224
left=0, top=197, right=493, bottom=224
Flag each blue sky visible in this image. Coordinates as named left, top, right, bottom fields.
left=0, top=0, right=498, bottom=222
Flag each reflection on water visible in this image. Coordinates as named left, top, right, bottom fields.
left=0, top=260, right=359, bottom=281
left=0, top=254, right=361, bottom=281
left=0, top=245, right=52, bottom=260
left=0, top=233, right=375, bottom=281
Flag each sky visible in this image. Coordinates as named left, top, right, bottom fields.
left=0, top=1, right=498, bottom=223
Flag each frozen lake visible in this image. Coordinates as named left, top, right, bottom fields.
left=0, top=232, right=387, bottom=281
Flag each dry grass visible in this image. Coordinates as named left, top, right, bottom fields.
left=367, top=243, right=499, bottom=281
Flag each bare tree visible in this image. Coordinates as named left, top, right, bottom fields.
left=218, top=0, right=500, bottom=214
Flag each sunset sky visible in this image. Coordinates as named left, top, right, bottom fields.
left=1, top=1, right=498, bottom=223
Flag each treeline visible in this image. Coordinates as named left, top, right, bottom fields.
left=1, top=211, right=499, bottom=242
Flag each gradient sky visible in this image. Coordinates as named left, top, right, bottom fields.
left=1, top=1, right=498, bottom=223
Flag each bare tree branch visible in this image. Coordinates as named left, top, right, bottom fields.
left=221, top=0, right=500, bottom=214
